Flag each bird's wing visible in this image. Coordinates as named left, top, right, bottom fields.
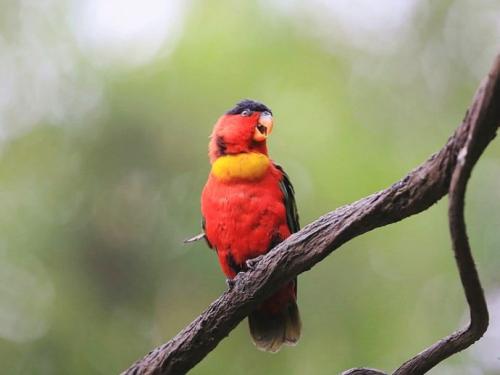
left=274, top=163, right=300, bottom=234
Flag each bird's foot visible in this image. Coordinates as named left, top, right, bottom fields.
left=245, top=255, right=264, bottom=270
left=226, top=271, right=248, bottom=290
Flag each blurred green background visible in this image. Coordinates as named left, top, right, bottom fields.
left=0, top=0, right=499, bottom=374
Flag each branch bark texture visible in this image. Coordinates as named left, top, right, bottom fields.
left=123, top=55, right=500, bottom=375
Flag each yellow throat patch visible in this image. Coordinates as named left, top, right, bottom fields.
left=211, top=152, right=270, bottom=182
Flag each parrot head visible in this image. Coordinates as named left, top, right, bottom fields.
left=209, top=99, right=274, bottom=163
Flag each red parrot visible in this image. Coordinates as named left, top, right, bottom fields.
left=191, top=99, right=301, bottom=352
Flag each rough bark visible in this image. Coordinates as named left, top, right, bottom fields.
left=122, top=54, right=500, bottom=375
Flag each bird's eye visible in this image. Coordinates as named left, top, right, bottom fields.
left=241, top=109, right=252, bottom=117
left=262, top=111, right=271, bottom=117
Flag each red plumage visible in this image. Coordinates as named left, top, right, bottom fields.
left=202, top=166, right=288, bottom=276
left=199, top=100, right=301, bottom=352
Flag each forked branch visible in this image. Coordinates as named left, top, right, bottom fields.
left=389, top=55, right=496, bottom=375
left=122, top=55, right=500, bottom=375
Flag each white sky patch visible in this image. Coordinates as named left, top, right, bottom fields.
left=0, top=0, right=103, bottom=144
left=263, top=0, right=419, bottom=54
left=72, top=0, right=188, bottom=67
left=315, top=0, right=418, bottom=51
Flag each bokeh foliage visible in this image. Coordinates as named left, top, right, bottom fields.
left=0, top=0, right=499, bottom=374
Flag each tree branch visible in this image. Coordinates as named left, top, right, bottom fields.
left=122, top=55, right=500, bottom=375
left=389, top=55, right=497, bottom=375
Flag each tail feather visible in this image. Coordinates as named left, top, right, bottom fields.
left=248, top=301, right=301, bottom=353
left=284, top=301, right=301, bottom=345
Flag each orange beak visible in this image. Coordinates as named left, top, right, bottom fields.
left=253, top=112, right=273, bottom=142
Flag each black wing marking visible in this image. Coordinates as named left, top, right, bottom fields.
left=274, top=163, right=300, bottom=297
left=274, top=164, right=300, bottom=234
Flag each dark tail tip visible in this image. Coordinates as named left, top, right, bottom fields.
left=248, top=302, right=301, bottom=353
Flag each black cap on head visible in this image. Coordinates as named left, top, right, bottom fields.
left=226, top=99, right=273, bottom=115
